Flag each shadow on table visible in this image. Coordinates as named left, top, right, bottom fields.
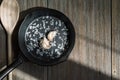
left=12, top=60, right=117, bottom=80
left=0, top=22, right=7, bottom=71
left=0, top=0, right=2, bottom=4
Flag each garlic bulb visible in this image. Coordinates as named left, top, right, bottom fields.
left=47, top=31, right=58, bottom=41
left=40, top=30, right=58, bottom=49
left=40, top=37, right=51, bottom=49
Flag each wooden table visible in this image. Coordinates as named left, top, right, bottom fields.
left=1, top=0, right=120, bottom=80
left=0, top=23, right=7, bottom=80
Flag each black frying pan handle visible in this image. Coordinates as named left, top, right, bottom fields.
left=0, top=57, right=23, bottom=80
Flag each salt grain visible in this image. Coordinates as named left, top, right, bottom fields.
left=25, top=16, right=69, bottom=59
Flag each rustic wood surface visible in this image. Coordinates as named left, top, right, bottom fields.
left=48, top=0, right=112, bottom=80
left=0, top=0, right=118, bottom=80
left=112, top=0, right=120, bottom=79
left=0, top=23, right=7, bottom=80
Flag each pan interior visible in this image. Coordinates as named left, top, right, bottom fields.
left=25, top=16, right=69, bottom=60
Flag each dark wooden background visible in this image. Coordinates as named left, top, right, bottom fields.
left=1, top=0, right=120, bottom=80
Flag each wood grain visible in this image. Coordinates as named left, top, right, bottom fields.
left=9, top=0, right=120, bottom=80
left=47, top=0, right=112, bottom=80
left=0, top=23, right=7, bottom=80
left=112, top=0, right=120, bottom=79
left=0, top=0, right=19, bottom=33
left=12, top=0, right=48, bottom=80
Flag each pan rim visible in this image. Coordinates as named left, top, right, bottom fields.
left=18, top=7, right=75, bottom=66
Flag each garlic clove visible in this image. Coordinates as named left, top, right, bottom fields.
left=47, top=31, right=58, bottom=41
left=40, top=37, right=51, bottom=49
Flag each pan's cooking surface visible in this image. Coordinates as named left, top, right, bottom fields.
left=25, top=16, right=69, bottom=59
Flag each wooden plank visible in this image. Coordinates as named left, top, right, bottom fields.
left=12, top=0, right=48, bottom=80
left=0, top=23, right=7, bottom=80
left=0, top=24, right=6, bottom=70
left=0, top=0, right=6, bottom=79
left=47, top=0, right=112, bottom=80
left=112, top=0, right=120, bottom=79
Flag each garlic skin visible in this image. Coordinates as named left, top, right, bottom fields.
left=40, top=37, right=51, bottom=49
left=47, top=31, right=58, bottom=41
left=40, top=31, right=58, bottom=49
